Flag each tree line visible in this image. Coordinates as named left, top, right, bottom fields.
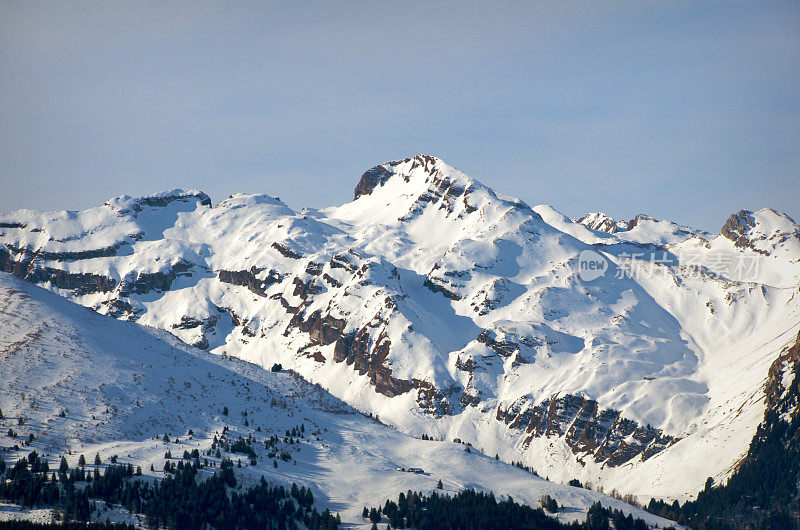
left=0, top=450, right=339, bottom=530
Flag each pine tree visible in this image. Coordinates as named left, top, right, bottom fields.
left=94, top=453, right=101, bottom=466
left=59, top=456, right=69, bottom=474
left=78, top=454, right=86, bottom=467
left=437, top=479, right=443, bottom=489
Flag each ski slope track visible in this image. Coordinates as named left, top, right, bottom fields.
left=0, top=272, right=672, bottom=527
left=1, top=154, right=799, bottom=503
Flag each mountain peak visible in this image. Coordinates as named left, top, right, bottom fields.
left=721, top=208, right=799, bottom=252
left=354, top=154, right=453, bottom=200
left=577, top=212, right=622, bottom=233
left=340, top=155, right=534, bottom=230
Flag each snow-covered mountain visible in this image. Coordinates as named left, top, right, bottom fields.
left=1, top=154, right=798, bottom=503
left=0, top=271, right=670, bottom=527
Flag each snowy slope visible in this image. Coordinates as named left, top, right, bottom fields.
left=0, top=272, right=672, bottom=527
left=1, top=154, right=798, bottom=503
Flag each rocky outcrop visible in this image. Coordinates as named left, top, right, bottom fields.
left=626, top=214, right=657, bottom=231
left=1, top=245, right=117, bottom=295
left=577, top=212, right=619, bottom=234
left=292, top=277, right=324, bottom=299
left=285, top=303, right=454, bottom=413
left=171, top=314, right=221, bottom=350
left=103, top=298, right=141, bottom=320
left=119, top=260, right=193, bottom=296
left=423, top=277, right=462, bottom=300
left=28, top=267, right=117, bottom=295
left=330, top=252, right=359, bottom=273
left=476, top=329, right=519, bottom=357
left=720, top=208, right=800, bottom=257
left=399, top=171, right=479, bottom=222
left=218, top=267, right=284, bottom=297
left=0, top=242, right=126, bottom=261
left=115, top=190, right=211, bottom=210
left=354, top=164, right=394, bottom=199
left=330, top=324, right=412, bottom=398
left=414, top=380, right=454, bottom=417
left=764, top=330, right=800, bottom=422
left=295, top=310, right=347, bottom=346
left=497, top=394, right=676, bottom=467
left=721, top=210, right=757, bottom=249
left=271, top=242, right=302, bottom=259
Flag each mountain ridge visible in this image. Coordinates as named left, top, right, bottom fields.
left=1, top=154, right=798, bottom=502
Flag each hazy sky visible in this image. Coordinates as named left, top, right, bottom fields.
left=1, top=2, right=798, bottom=231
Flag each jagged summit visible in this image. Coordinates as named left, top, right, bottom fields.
left=338, top=155, right=533, bottom=234
left=721, top=208, right=799, bottom=250
left=577, top=212, right=623, bottom=233
left=351, top=154, right=526, bottom=206
left=354, top=155, right=455, bottom=200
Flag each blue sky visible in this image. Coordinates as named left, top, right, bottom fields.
left=1, top=1, right=798, bottom=231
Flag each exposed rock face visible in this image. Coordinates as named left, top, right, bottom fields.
left=497, top=394, right=677, bottom=467
left=354, top=165, right=393, bottom=199
left=218, top=268, right=284, bottom=297
left=272, top=242, right=302, bottom=259
left=281, top=298, right=456, bottom=415
left=578, top=212, right=620, bottom=234
left=721, top=210, right=757, bottom=249
left=108, top=189, right=211, bottom=210
left=120, top=261, right=193, bottom=296
left=1, top=242, right=126, bottom=261
left=0, top=245, right=117, bottom=295
left=763, top=330, right=800, bottom=424
left=28, top=267, right=117, bottom=295
left=171, top=314, right=220, bottom=349
left=293, top=307, right=416, bottom=399
left=476, top=329, right=520, bottom=357
left=720, top=208, right=800, bottom=257
left=626, top=213, right=657, bottom=231
left=423, top=276, right=462, bottom=300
